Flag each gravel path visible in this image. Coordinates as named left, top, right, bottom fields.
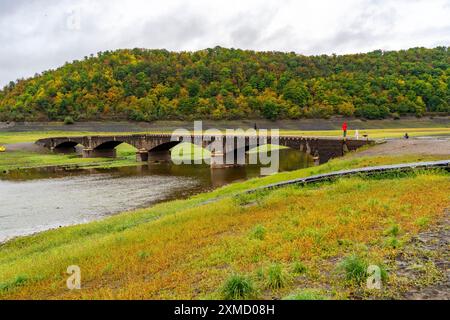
left=350, top=137, right=450, bottom=157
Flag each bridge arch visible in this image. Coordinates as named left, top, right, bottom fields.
left=93, top=140, right=125, bottom=150
left=148, top=141, right=182, bottom=153
left=83, top=140, right=139, bottom=158
left=54, top=141, right=80, bottom=149
left=52, top=141, right=84, bottom=154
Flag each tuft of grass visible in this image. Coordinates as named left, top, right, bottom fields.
left=234, top=190, right=269, bottom=207
left=384, top=236, right=402, bottom=249
left=383, top=223, right=402, bottom=248
left=0, top=275, right=28, bottom=293
left=138, top=251, right=150, bottom=260
left=249, top=225, right=266, bottom=240
left=283, top=289, right=327, bottom=300
left=265, top=264, right=290, bottom=289
left=234, top=193, right=255, bottom=206
left=292, top=261, right=307, bottom=274
left=221, top=274, right=256, bottom=300
left=338, top=255, right=368, bottom=284
left=415, top=216, right=431, bottom=229
left=384, top=224, right=400, bottom=237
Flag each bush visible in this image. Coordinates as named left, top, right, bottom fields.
left=63, top=116, right=75, bottom=125
left=391, top=112, right=401, bottom=120
left=265, top=264, right=290, bottom=289
left=221, top=274, right=256, bottom=300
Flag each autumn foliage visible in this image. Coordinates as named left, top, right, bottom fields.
left=0, top=46, right=449, bottom=122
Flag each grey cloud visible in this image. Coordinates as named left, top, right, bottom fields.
left=0, top=0, right=449, bottom=86
left=138, top=8, right=210, bottom=49
left=229, top=6, right=280, bottom=47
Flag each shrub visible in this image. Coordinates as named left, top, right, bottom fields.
left=265, top=264, right=290, bottom=289
left=221, top=274, right=256, bottom=300
left=250, top=225, right=266, bottom=240
left=63, top=116, right=75, bottom=125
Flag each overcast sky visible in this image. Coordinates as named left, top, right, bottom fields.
left=1, top=0, right=449, bottom=86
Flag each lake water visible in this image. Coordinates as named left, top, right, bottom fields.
left=0, top=149, right=313, bottom=242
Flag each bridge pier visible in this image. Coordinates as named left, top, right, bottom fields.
left=82, top=148, right=117, bottom=158
left=51, top=146, right=76, bottom=154
left=210, top=151, right=243, bottom=169
left=210, top=151, right=226, bottom=169
left=148, top=150, right=172, bottom=163
left=136, top=150, right=149, bottom=162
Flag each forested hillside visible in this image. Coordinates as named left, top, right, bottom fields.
left=0, top=46, right=449, bottom=122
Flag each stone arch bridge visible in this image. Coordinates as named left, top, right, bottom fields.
left=35, top=134, right=371, bottom=167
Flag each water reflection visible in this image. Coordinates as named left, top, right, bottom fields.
left=0, top=149, right=313, bottom=242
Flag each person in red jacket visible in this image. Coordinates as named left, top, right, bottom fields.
left=342, top=122, right=348, bottom=139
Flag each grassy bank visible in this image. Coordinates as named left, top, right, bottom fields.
left=0, top=143, right=213, bottom=172
left=0, top=154, right=449, bottom=299
left=0, top=144, right=138, bottom=172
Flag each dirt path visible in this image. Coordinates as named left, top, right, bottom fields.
left=3, top=142, right=48, bottom=152
left=396, top=210, right=449, bottom=300
left=352, top=137, right=450, bottom=157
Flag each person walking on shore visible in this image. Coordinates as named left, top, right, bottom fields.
left=342, top=122, right=348, bottom=139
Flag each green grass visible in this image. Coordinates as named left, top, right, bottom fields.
left=292, top=261, right=307, bottom=274
left=0, top=275, right=28, bottom=293
left=265, top=264, right=291, bottom=289
left=279, top=127, right=450, bottom=139
left=1, top=127, right=449, bottom=145
left=0, top=168, right=449, bottom=298
left=221, top=274, right=256, bottom=300
left=0, top=144, right=138, bottom=171
left=338, top=255, right=368, bottom=284
left=0, top=153, right=448, bottom=299
left=249, top=225, right=266, bottom=240
left=282, top=289, right=327, bottom=300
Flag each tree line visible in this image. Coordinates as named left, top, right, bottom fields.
left=0, top=46, right=449, bottom=122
